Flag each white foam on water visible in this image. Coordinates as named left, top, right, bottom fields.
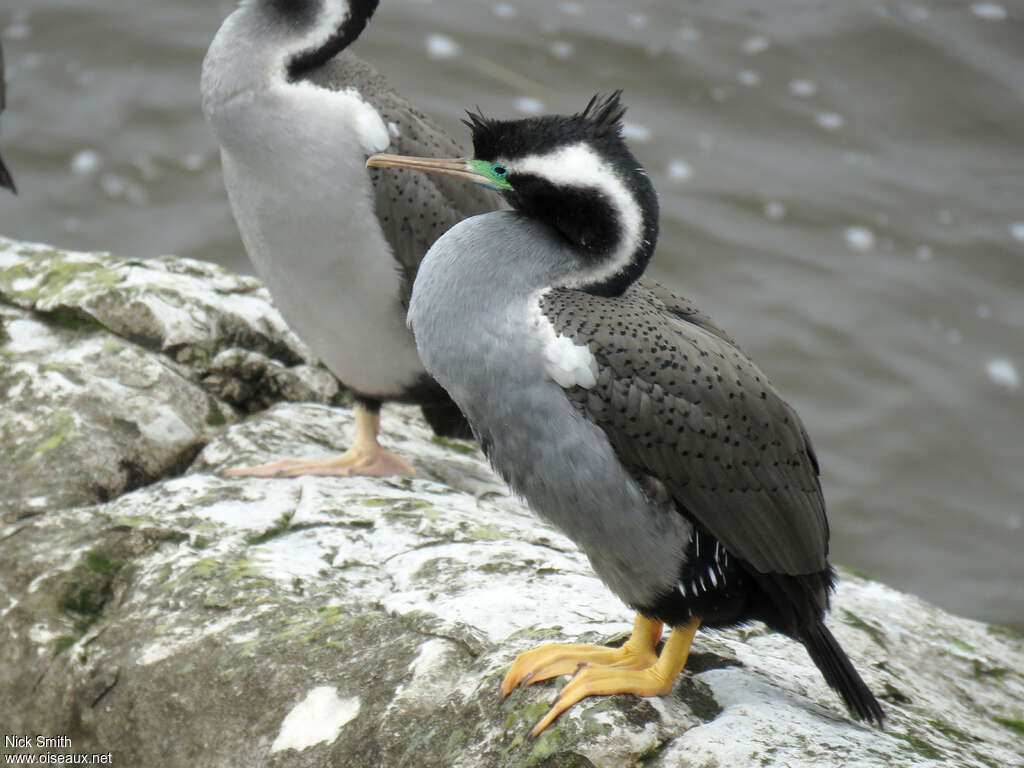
left=843, top=226, right=875, bottom=251
left=621, top=122, right=651, bottom=141
left=742, top=35, right=769, bottom=54
left=986, top=359, right=1019, bottom=389
left=789, top=79, right=817, bottom=97
left=4, top=23, right=31, bottom=40
left=425, top=34, right=459, bottom=60
left=549, top=41, right=573, bottom=59
left=677, top=25, right=701, bottom=42
left=667, top=159, right=693, bottom=182
left=970, top=4, right=1007, bottom=20
left=70, top=149, right=102, bottom=177
left=738, top=70, right=761, bottom=86
left=514, top=97, right=543, bottom=114
left=816, top=112, right=844, bottom=130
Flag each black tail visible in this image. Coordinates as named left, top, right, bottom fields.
left=420, top=395, right=474, bottom=440
left=801, top=622, right=885, bottom=726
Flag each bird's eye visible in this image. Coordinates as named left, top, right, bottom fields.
left=492, top=164, right=508, bottom=177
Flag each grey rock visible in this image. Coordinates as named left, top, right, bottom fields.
left=0, top=237, right=341, bottom=519
left=1, top=238, right=1022, bottom=767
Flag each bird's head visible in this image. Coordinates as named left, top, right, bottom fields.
left=368, top=92, right=659, bottom=296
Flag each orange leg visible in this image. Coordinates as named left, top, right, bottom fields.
left=513, top=617, right=701, bottom=739
left=219, top=403, right=418, bottom=479
left=501, top=614, right=663, bottom=697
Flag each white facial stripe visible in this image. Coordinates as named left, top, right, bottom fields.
left=273, top=1, right=352, bottom=78
left=511, top=141, right=645, bottom=288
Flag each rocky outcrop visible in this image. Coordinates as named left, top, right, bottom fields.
left=1, top=238, right=1022, bottom=767
left=0, top=237, right=339, bottom=516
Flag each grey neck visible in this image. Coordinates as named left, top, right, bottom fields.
left=411, top=213, right=580, bottom=324
left=407, top=211, right=688, bottom=608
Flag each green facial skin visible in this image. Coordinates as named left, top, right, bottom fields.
left=468, top=158, right=514, bottom=191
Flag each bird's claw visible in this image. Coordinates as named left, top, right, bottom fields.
left=527, top=661, right=675, bottom=739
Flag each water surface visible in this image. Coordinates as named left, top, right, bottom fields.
left=1, top=0, right=1021, bottom=629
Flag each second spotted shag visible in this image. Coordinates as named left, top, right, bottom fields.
left=201, top=0, right=498, bottom=478
left=368, top=93, right=884, bottom=736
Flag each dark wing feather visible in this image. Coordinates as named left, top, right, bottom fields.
left=637, top=277, right=737, bottom=347
left=541, top=280, right=828, bottom=576
left=301, top=53, right=502, bottom=306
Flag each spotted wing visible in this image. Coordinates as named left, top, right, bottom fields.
left=302, top=53, right=501, bottom=306
left=636, top=277, right=737, bottom=347
left=540, top=281, right=828, bottom=576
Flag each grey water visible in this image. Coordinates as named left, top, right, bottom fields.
left=0, top=0, right=1021, bottom=631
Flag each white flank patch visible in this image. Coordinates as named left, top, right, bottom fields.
left=337, top=86, right=390, bottom=154
left=510, top=142, right=645, bottom=290
left=271, top=687, right=360, bottom=753
left=528, top=290, right=598, bottom=390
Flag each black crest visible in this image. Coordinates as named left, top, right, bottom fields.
left=577, top=91, right=627, bottom=139
left=463, top=91, right=628, bottom=162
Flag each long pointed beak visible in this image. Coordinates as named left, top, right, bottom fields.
left=366, top=154, right=487, bottom=185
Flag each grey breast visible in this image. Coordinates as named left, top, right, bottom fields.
left=540, top=279, right=829, bottom=577
left=301, top=52, right=502, bottom=307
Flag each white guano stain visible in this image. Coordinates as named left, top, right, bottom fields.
left=271, top=687, right=360, bottom=753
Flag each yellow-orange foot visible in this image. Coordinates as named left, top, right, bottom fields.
left=501, top=615, right=663, bottom=697
left=218, top=403, right=418, bottom=479
left=218, top=447, right=418, bottom=479
left=521, top=617, right=701, bottom=739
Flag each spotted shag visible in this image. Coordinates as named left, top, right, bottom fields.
left=368, top=91, right=885, bottom=736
